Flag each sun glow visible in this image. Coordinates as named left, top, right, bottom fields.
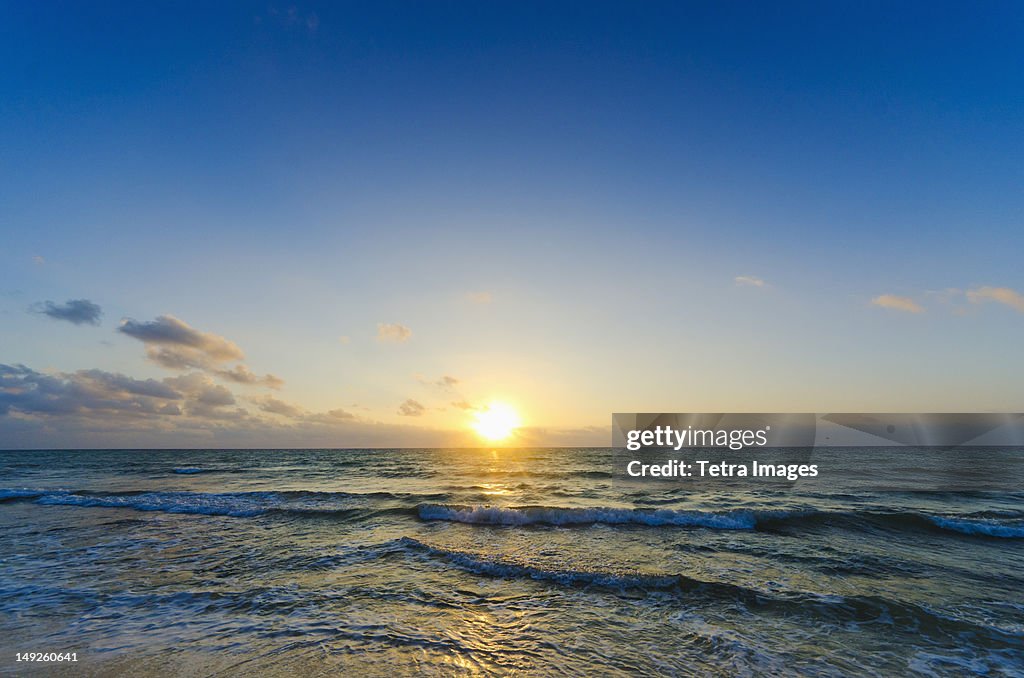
left=471, top=402, right=521, bottom=442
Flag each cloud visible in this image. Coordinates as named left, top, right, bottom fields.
left=300, top=406, right=360, bottom=425
left=0, top=364, right=181, bottom=417
left=871, top=294, right=924, bottom=314
left=119, top=315, right=244, bottom=362
left=0, top=363, right=470, bottom=449
left=32, top=299, right=103, bottom=326
left=338, top=335, right=351, bottom=345
left=417, top=374, right=460, bottom=392
left=32, top=255, right=45, bottom=265
left=966, top=286, right=1024, bottom=313
left=377, top=323, right=412, bottom=343
left=215, top=365, right=284, bottom=390
left=119, top=315, right=281, bottom=388
left=162, top=373, right=239, bottom=418
left=466, top=291, right=493, bottom=304
left=734, top=276, right=766, bottom=288
left=255, top=396, right=303, bottom=418
left=397, top=399, right=426, bottom=416
left=451, top=400, right=474, bottom=410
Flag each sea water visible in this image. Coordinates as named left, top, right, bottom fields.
left=0, top=448, right=1021, bottom=676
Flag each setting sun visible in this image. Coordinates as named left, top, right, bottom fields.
left=471, top=402, right=521, bottom=442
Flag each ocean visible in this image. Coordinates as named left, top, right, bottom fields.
left=1, top=448, right=1022, bottom=676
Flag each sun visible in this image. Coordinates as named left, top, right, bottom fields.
left=471, top=402, right=521, bottom=442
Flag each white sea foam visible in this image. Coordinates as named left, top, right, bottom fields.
left=417, top=504, right=758, bottom=529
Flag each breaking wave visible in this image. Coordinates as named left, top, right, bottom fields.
left=926, top=515, right=1024, bottom=538
left=5, top=488, right=1023, bottom=538
left=416, top=503, right=1024, bottom=537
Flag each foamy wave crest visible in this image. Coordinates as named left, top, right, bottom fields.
left=417, top=504, right=758, bottom=529
left=400, top=537, right=680, bottom=589
left=927, top=515, right=1024, bottom=538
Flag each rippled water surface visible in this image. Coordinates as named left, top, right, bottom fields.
left=1, top=448, right=1022, bottom=676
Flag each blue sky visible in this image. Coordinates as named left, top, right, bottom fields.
left=2, top=2, right=1023, bottom=447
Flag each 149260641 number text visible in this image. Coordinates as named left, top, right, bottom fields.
left=16, top=652, right=78, bottom=662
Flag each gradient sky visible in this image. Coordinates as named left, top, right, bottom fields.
left=2, top=2, right=1023, bottom=448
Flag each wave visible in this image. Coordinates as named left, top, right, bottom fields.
left=23, top=489, right=420, bottom=519
left=172, top=467, right=211, bottom=474
left=7, top=488, right=1023, bottom=538
left=399, top=537, right=681, bottom=589
left=35, top=491, right=278, bottom=517
left=418, top=504, right=762, bottom=529
left=0, top=488, right=48, bottom=502
left=926, top=515, right=1024, bottom=538
left=417, top=503, right=1024, bottom=538
left=400, top=537, right=1023, bottom=645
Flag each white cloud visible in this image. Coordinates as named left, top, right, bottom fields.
left=871, top=294, right=924, bottom=314
left=734, top=276, right=766, bottom=288
left=966, top=286, right=1024, bottom=313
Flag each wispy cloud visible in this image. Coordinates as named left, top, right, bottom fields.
left=871, top=294, right=924, bottom=314
left=966, top=286, right=1024, bottom=313
left=417, top=374, right=460, bottom=391
left=734, top=276, right=766, bottom=288
left=31, top=299, right=103, bottom=326
left=466, top=291, right=493, bottom=304
left=377, top=323, right=412, bottom=343
left=397, top=399, right=426, bottom=416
